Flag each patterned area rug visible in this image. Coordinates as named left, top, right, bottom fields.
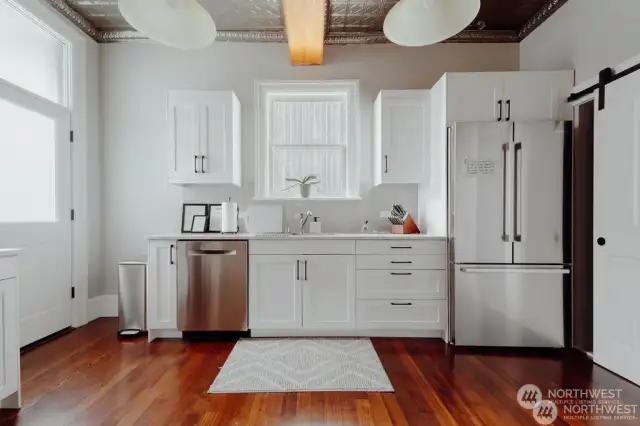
left=208, top=338, right=394, bottom=393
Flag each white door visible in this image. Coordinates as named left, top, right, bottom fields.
left=168, top=91, right=200, bottom=184
left=512, top=122, right=567, bottom=264
left=302, top=255, right=355, bottom=329
left=249, top=255, right=302, bottom=329
left=0, top=81, right=72, bottom=346
left=594, top=72, right=640, bottom=385
left=447, top=73, right=504, bottom=123
left=0, top=277, right=19, bottom=400
left=453, top=122, right=513, bottom=264
left=502, top=72, right=573, bottom=122
left=379, top=91, right=428, bottom=184
left=199, top=92, right=236, bottom=183
left=147, top=241, right=177, bottom=330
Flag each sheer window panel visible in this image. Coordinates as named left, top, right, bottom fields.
left=271, top=146, right=346, bottom=198
left=271, top=99, right=345, bottom=146
left=0, top=1, right=66, bottom=104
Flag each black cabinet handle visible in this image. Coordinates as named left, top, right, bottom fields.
left=200, top=155, right=205, bottom=173
left=597, top=237, right=606, bottom=246
left=169, top=244, right=174, bottom=265
left=194, top=155, right=199, bottom=174
left=296, top=260, right=300, bottom=280
left=304, top=260, right=308, bottom=281
left=390, top=272, right=413, bottom=276
left=390, top=246, right=412, bottom=249
left=497, top=100, right=503, bottom=121
left=506, top=100, right=511, bottom=121
left=391, top=302, right=413, bottom=306
left=391, top=261, right=413, bottom=264
left=384, top=155, right=388, bottom=173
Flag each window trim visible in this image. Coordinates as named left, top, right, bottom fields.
left=254, top=80, right=360, bottom=200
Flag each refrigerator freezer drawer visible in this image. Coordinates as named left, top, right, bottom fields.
left=454, top=266, right=565, bottom=347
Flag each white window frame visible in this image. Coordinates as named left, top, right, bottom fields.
left=255, top=80, right=360, bottom=200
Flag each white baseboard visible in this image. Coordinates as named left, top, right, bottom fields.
left=87, top=295, right=118, bottom=322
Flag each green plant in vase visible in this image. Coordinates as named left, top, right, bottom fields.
left=283, top=175, right=320, bottom=198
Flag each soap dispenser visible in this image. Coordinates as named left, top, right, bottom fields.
left=309, top=217, right=322, bottom=233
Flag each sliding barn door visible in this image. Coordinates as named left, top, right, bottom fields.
left=594, top=72, right=640, bottom=385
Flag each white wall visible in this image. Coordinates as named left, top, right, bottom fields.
left=520, top=0, right=640, bottom=85
left=100, top=41, right=519, bottom=294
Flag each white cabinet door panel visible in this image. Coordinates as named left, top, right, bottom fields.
left=249, top=255, right=302, bottom=329
left=446, top=73, right=503, bottom=123
left=357, top=300, right=446, bottom=330
left=502, top=71, right=573, bottom=122
left=0, top=278, right=19, bottom=401
left=356, top=270, right=446, bottom=300
left=147, top=241, right=177, bottom=329
left=302, top=255, right=355, bottom=329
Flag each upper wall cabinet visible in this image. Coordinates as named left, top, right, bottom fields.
left=374, top=90, right=430, bottom=185
left=445, top=71, right=574, bottom=123
left=167, top=91, right=241, bottom=186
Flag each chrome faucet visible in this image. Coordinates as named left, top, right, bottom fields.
left=299, top=211, right=313, bottom=234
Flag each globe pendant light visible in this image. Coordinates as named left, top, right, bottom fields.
left=118, top=0, right=217, bottom=50
left=384, top=0, right=481, bottom=47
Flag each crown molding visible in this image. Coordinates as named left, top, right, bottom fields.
left=45, top=0, right=99, bottom=39
left=45, top=0, right=560, bottom=45
left=518, top=0, right=569, bottom=41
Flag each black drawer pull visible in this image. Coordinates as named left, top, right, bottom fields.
left=390, top=261, right=413, bottom=264
left=390, top=246, right=412, bottom=249
left=390, top=272, right=413, bottom=276
left=391, top=302, right=413, bottom=306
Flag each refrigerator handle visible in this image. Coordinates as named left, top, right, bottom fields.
left=459, top=267, right=570, bottom=275
left=502, top=143, right=510, bottom=242
left=514, top=142, right=523, bottom=242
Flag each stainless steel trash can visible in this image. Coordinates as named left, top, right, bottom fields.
left=118, top=261, right=147, bottom=337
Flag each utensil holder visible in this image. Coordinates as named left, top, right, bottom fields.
left=391, top=216, right=420, bottom=234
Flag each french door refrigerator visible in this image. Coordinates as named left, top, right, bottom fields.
left=449, top=121, right=572, bottom=347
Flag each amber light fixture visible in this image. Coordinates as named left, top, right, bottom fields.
left=282, top=0, right=325, bottom=66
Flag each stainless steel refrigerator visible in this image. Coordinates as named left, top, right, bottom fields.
left=449, top=121, right=572, bottom=347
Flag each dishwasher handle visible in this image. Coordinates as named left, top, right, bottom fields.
left=188, top=249, right=237, bottom=256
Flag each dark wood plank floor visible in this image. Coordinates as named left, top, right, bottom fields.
left=1, top=318, right=639, bottom=425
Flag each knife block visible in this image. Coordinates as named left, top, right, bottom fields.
left=391, top=215, right=420, bottom=234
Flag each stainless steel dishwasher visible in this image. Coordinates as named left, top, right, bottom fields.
left=177, top=240, right=248, bottom=331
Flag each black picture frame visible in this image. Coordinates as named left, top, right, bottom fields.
left=181, top=203, right=209, bottom=234
left=207, top=203, right=223, bottom=233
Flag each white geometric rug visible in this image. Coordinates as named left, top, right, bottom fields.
left=208, top=338, right=394, bottom=393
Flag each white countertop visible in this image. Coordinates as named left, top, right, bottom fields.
left=147, top=233, right=445, bottom=241
left=0, top=249, right=20, bottom=258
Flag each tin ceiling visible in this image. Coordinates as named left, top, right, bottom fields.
left=46, top=0, right=568, bottom=44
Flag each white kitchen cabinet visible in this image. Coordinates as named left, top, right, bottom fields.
left=168, top=91, right=241, bottom=186
left=443, top=71, right=574, bottom=123
left=374, top=90, right=429, bottom=185
left=302, top=255, right=355, bottom=329
left=0, top=254, right=20, bottom=409
left=446, top=73, right=504, bottom=123
left=502, top=71, right=574, bottom=122
left=249, top=255, right=302, bottom=329
left=147, top=240, right=178, bottom=330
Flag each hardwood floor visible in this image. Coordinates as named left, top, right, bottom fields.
left=1, top=318, right=639, bottom=426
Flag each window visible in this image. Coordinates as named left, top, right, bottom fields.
left=0, top=0, right=67, bottom=104
left=255, top=81, right=359, bottom=199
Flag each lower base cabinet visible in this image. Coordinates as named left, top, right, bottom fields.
left=356, top=299, right=447, bottom=330
left=0, top=255, right=20, bottom=408
left=249, top=255, right=355, bottom=330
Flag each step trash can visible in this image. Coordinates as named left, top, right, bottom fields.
left=118, top=261, right=147, bottom=337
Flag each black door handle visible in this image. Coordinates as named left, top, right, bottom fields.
left=497, top=100, right=503, bottom=121
left=597, top=237, right=606, bottom=246
left=505, top=100, right=511, bottom=121
left=194, top=155, right=199, bottom=174
left=200, top=155, right=205, bottom=173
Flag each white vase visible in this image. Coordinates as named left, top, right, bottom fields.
left=300, top=184, right=311, bottom=198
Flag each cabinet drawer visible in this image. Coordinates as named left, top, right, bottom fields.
left=250, top=240, right=355, bottom=255
left=357, top=270, right=446, bottom=300
left=356, top=300, right=447, bottom=330
left=0, top=257, right=18, bottom=281
left=356, top=255, right=445, bottom=270
left=356, top=239, right=445, bottom=255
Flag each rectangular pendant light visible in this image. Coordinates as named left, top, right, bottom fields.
left=282, top=0, right=325, bottom=66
